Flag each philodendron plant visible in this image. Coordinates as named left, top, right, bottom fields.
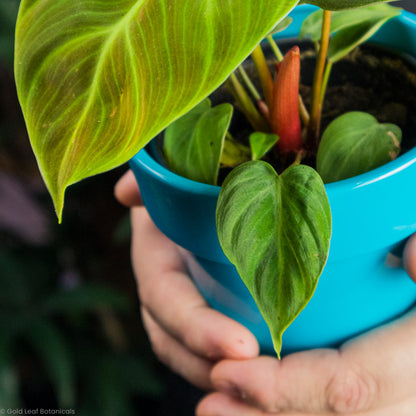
left=15, top=0, right=402, bottom=356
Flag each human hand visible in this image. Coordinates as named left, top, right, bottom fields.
left=197, top=233, right=416, bottom=415
left=114, top=170, right=259, bottom=390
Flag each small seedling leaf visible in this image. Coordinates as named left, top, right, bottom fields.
left=249, top=132, right=279, bottom=160
left=317, top=111, right=402, bottom=183
left=221, top=135, right=251, bottom=167
left=164, top=99, right=233, bottom=185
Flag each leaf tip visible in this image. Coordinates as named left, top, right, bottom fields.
left=51, top=186, right=66, bottom=224
left=272, top=333, right=283, bottom=360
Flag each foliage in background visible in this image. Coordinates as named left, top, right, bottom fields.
left=0, top=0, right=19, bottom=66
left=0, top=2, right=165, bottom=413
left=0, top=232, right=164, bottom=414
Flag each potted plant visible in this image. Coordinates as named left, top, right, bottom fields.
left=14, top=0, right=416, bottom=357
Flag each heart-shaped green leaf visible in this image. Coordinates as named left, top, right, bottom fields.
left=249, top=132, right=279, bottom=160
left=164, top=99, right=233, bottom=185
left=216, top=161, right=331, bottom=357
left=300, top=0, right=397, bottom=10
left=317, top=112, right=402, bottom=183
left=15, top=0, right=298, bottom=220
left=300, top=4, right=401, bottom=62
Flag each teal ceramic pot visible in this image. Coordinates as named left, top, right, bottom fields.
left=130, top=5, right=416, bottom=355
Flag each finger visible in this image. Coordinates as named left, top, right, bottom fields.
left=212, top=308, right=416, bottom=414
left=114, top=170, right=143, bottom=207
left=404, top=233, right=416, bottom=282
left=198, top=393, right=416, bottom=416
left=141, top=306, right=214, bottom=390
left=196, top=392, right=269, bottom=416
left=131, top=207, right=259, bottom=361
left=212, top=351, right=339, bottom=414
left=197, top=393, right=325, bottom=416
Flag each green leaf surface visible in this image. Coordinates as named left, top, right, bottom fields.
left=299, top=9, right=326, bottom=42
left=300, top=4, right=401, bottom=62
left=317, top=111, right=402, bottom=183
left=216, top=161, right=331, bottom=357
left=15, top=0, right=298, bottom=220
left=118, top=355, right=164, bottom=397
left=25, top=320, right=75, bottom=407
left=221, top=134, right=251, bottom=168
left=267, top=17, right=293, bottom=37
left=41, top=283, right=130, bottom=315
left=164, top=99, right=233, bottom=185
left=249, top=132, right=279, bottom=160
left=0, top=339, right=20, bottom=409
left=0, top=0, right=20, bottom=67
left=300, top=0, right=397, bottom=10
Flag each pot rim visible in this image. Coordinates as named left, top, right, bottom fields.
left=132, top=144, right=416, bottom=197
left=131, top=6, right=416, bottom=198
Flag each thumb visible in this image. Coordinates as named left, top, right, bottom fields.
left=209, top=308, right=416, bottom=414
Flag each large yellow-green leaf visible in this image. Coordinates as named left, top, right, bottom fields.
left=14, top=0, right=298, bottom=220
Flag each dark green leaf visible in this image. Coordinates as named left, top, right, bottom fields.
left=164, top=99, right=233, bottom=185
left=41, top=283, right=130, bottom=315
left=24, top=320, right=75, bottom=407
left=249, top=132, right=279, bottom=160
left=0, top=253, right=31, bottom=308
left=328, top=4, right=401, bottom=62
left=300, top=0, right=398, bottom=10
left=118, top=355, right=164, bottom=397
left=299, top=4, right=401, bottom=62
left=0, top=0, right=19, bottom=67
left=216, top=161, right=331, bottom=357
left=0, top=338, right=20, bottom=409
left=317, top=111, right=401, bottom=183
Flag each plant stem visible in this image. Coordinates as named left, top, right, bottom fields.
left=238, top=66, right=261, bottom=101
left=299, top=94, right=310, bottom=127
left=306, top=9, right=332, bottom=150
left=251, top=44, right=274, bottom=107
left=292, top=149, right=305, bottom=165
left=267, top=35, right=284, bottom=62
left=320, top=61, right=333, bottom=105
left=228, top=73, right=270, bottom=132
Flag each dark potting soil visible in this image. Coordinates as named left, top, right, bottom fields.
left=209, top=41, right=416, bottom=181
left=302, top=43, right=416, bottom=154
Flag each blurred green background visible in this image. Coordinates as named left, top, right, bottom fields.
left=0, top=1, right=202, bottom=414
left=1, top=0, right=415, bottom=414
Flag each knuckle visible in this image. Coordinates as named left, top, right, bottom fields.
left=327, top=366, right=376, bottom=414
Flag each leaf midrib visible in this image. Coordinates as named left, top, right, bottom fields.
left=58, top=0, right=147, bottom=187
